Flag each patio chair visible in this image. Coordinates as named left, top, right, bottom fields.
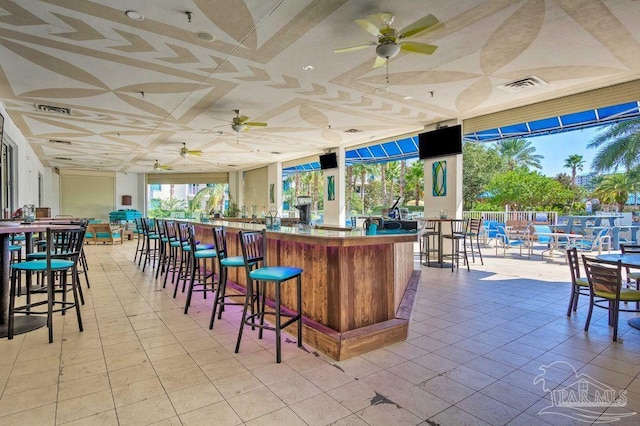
left=582, top=256, right=640, bottom=342
left=566, top=247, right=589, bottom=316
left=483, top=221, right=504, bottom=247
left=495, top=225, right=530, bottom=258
left=567, top=227, right=610, bottom=254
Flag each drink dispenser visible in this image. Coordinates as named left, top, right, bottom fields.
left=295, top=196, right=312, bottom=225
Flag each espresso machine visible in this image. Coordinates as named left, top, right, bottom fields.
left=295, top=196, right=312, bottom=225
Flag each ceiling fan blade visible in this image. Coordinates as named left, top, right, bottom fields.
left=237, top=114, right=250, bottom=123
left=398, top=14, right=441, bottom=39
left=400, top=41, right=438, bottom=55
left=355, top=18, right=381, bottom=37
left=334, top=43, right=373, bottom=53
left=245, top=122, right=267, bottom=127
left=188, top=150, right=203, bottom=156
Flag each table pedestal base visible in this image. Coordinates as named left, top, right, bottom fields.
left=0, top=316, right=47, bottom=338
left=628, top=317, right=640, bottom=331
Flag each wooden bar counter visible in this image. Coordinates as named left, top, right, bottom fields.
left=193, top=220, right=419, bottom=360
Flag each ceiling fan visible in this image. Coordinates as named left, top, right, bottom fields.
left=335, top=12, right=441, bottom=68
left=231, top=109, right=267, bottom=133
left=153, top=160, right=172, bottom=171
left=179, top=142, right=202, bottom=158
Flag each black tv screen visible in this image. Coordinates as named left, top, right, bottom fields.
left=418, top=125, right=463, bottom=159
left=319, top=152, right=338, bottom=169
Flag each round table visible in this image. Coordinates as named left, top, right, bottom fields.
left=596, top=253, right=640, bottom=331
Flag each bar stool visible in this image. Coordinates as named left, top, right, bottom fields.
left=419, top=219, right=439, bottom=266
left=209, top=226, right=246, bottom=328
left=140, top=218, right=159, bottom=272
left=466, top=218, right=484, bottom=265
left=9, top=227, right=86, bottom=342
left=133, top=218, right=145, bottom=264
left=183, top=224, right=218, bottom=314
left=235, top=229, right=303, bottom=363
left=442, top=219, right=470, bottom=272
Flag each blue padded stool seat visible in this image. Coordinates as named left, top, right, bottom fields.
left=194, top=249, right=217, bottom=259
left=9, top=245, right=21, bottom=252
left=12, top=259, right=75, bottom=271
left=250, top=266, right=303, bottom=281
left=220, top=256, right=245, bottom=267
left=27, top=251, right=73, bottom=260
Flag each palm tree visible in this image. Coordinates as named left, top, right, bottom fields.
left=563, top=154, right=584, bottom=185
left=189, top=184, right=225, bottom=215
left=405, top=161, right=424, bottom=205
left=495, top=138, right=543, bottom=170
left=591, top=173, right=632, bottom=212
left=587, top=118, right=640, bottom=173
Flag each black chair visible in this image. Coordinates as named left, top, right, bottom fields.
left=183, top=224, right=218, bottom=314
left=442, top=219, right=470, bottom=271
left=9, top=227, right=85, bottom=342
left=419, top=219, right=439, bottom=267
left=209, top=226, right=246, bottom=329
left=235, top=229, right=303, bottom=363
left=566, top=247, right=589, bottom=316
left=466, top=218, right=484, bottom=265
left=582, top=255, right=640, bottom=342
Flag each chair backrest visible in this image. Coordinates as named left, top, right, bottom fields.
left=47, top=227, right=85, bottom=264
left=566, top=247, right=582, bottom=282
left=582, top=255, right=622, bottom=295
left=495, top=224, right=511, bottom=243
left=185, top=224, right=198, bottom=255
left=238, top=229, right=266, bottom=269
left=163, top=219, right=175, bottom=241
left=211, top=226, right=227, bottom=259
left=533, top=224, right=553, bottom=244
left=621, top=244, right=640, bottom=255
left=418, top=219, right=437, bottom=236
left=592, top=227, right=610, bottom=247
left=468, top=218, right=482, bottom=234
left=449, top=219, right=468, bottom=235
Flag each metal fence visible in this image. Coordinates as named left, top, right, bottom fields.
left=463, top=211, right=558, bottom=224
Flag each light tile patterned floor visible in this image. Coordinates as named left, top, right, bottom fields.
left=0, top=242, right=639, bottom=425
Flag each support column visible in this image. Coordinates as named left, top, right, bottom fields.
left=267, top=162, right=283, bottom=214
left=322, top=148, right=345, bottom=226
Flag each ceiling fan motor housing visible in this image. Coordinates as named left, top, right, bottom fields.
left=376, top=41, right=400, bottom=59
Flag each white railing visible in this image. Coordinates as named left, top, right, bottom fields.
left=463, top=211, right=558, bottom=224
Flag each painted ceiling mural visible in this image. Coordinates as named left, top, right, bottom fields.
left=0, top=0, right=638, bottom=173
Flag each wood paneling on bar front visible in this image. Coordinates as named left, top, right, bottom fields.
left=193, top=221, right=418, bottom=360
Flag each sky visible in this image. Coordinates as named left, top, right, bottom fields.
left=527, top=125, right=604, bottom=177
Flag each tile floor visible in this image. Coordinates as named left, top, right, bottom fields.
left=0, top=241, right=639, bottom=425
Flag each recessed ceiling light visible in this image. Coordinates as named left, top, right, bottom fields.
left=374, top=87, right=389, bottom=93
left=403, top=96, right=413, bottom=100
left=195, top=31, right=215, bottom=42
left=302, top=65, right=315, bottom=71
left=125, top=10, right=144, bottom=21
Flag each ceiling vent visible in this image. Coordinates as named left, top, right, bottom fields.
left=49, top=139, right=72, bottom=145
left=35, top=104, right=72, bottom=115
left=498, top=76, right=548, bottom=94
left=344, top=128, right=362, bottom=133
left=53, top=157, right=72, bottom=161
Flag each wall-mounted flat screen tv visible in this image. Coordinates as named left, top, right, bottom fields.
left=319, top=152, right=338, bottom=169
left=418, top=124, right=463, bottom=159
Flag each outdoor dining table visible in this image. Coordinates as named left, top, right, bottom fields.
left=0, top=222, right=80, bottom=338
left=419, top=217, right=453, bottom=267
left=535, top=232, right=584, bottom=258
left=595, top=252, right=640, bottom=331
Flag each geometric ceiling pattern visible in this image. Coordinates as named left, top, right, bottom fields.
left=1, top=1, right=640, bottom=174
